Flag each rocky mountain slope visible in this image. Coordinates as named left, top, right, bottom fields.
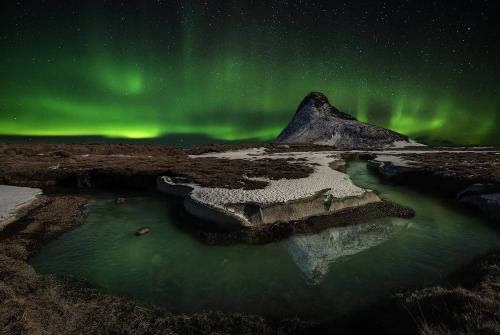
left=275, top=92, right=421, bottom=149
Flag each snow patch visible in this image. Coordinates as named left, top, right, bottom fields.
left=319, top=132, right=342, bottom=146
left=391, top=139, right=426, bottom=148
left=371, top=154, right=413, bottom=167
left=0, top=185, right=42, bottom=222
left=159, top=148, right=372, bottom=226
left=189, top=147, right=268, bottom=160
left=186, top=149, right=364, bottom=206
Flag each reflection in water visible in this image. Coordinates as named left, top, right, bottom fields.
left=284, top=217, right=409, bottom=285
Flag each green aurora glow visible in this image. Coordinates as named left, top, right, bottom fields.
left=1, top=1, right=498, bottom=145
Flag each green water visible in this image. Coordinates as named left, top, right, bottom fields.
left=29, top=161, right=500, bottom=320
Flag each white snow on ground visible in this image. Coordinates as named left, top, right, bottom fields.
left=188, top=146, right=268, bottom=159
left=185, top=146, right=489, bottom=207
left=0, top=185, right=42, bottom=222
left=160, top=146, right=500, bottom=225
left=390, top=139, right=426, bottom=148
left=188, top=149, right=365, bottom=208
left=481, top=193, right=500, bottom=205
left=371, top=154, right=414, bottom=167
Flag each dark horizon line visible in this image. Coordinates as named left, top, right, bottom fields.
left=0, top=134, right=495, bottom=148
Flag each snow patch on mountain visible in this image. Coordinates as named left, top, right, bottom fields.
left=275, top=92, right=422, bottom=149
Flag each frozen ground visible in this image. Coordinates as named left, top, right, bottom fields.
left=192, top=149, right=365, bottom=204
left=369, top=154, right=414, bottom=167
left=0, top=185, right=42, bottom=227
left=159, top=147, right=378, bottom=227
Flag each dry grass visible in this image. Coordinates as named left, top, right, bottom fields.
left=184, top=143, right=337, bottom=155
left=0, top=143, right=313, bottom=190
left=308, top=249, right=500, bottom=335
left=401, top=250, right=500, bottom=335
left=401, top=152, right=500, bottom=184
left=2, top=143, right=500, bottom=334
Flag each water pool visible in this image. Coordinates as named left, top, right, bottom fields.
left=30, top=160, right=500, bottom=320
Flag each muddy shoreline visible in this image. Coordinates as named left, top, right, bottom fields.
left=1, top=143, right=499, bottom=334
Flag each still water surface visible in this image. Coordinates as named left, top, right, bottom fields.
left=30, top=160, right=500, bottom=320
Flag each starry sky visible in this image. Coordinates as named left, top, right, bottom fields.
left=1, top=1, right=499, bottom=145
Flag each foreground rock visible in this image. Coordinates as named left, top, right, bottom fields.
left=116, top=197, right=127, bottom=204
left=275, top=92, right=422, bottom=149
left=366, top=154, right=417, bottom=180
left=184, top=201, right=414, bottom=246
left=158, top=148, right=381, bottom=230
left=135, top=227, right=151, bottom=235
left=457, top=184, right=500, bottom=221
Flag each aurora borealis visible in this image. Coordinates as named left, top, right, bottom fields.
left=1, top=1, right=499, bottom=145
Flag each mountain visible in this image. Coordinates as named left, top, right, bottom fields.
left=274, top=92, right=421, bottom=148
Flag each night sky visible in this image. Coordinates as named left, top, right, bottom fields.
left=1, top=1, right=499, bottom=145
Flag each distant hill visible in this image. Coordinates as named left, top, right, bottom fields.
left=275, top=92, right=422, bottom=149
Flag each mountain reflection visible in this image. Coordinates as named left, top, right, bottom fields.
left=284, top=217, right=409, bottom=285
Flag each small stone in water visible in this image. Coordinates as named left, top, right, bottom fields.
left=135, top=227, right=150, bottom=236
left=116, top=197, right=127, bottom=204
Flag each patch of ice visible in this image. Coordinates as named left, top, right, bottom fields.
left=110, top=154, right=133, bottom=158
left=0, top=185, right=42, bottom=221
left=189, top=147, right=268, bottom=159
left=371, top=155, right=413, bottom=167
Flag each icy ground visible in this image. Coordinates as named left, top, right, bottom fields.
left=0, top=185, right=42, bottom=224
left=186, top=148, right=366, bottom=207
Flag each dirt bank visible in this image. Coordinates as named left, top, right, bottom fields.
left=177, top=200, right=414, bottom=245
left=0, top=143, right=319, bottom=191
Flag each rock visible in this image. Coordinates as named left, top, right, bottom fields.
left=135, top=227, right=150, bottom=236
left=366, top=155, right=417, bottom=180
left=274, top=92, right=422, bottom=149
left=457, top=184, right=500, bottom=220
left=366, top=160, right=414, bottom=179
left=116, top=197, right=127, bottom=204
left=157, top=150, right=381, bottom=230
